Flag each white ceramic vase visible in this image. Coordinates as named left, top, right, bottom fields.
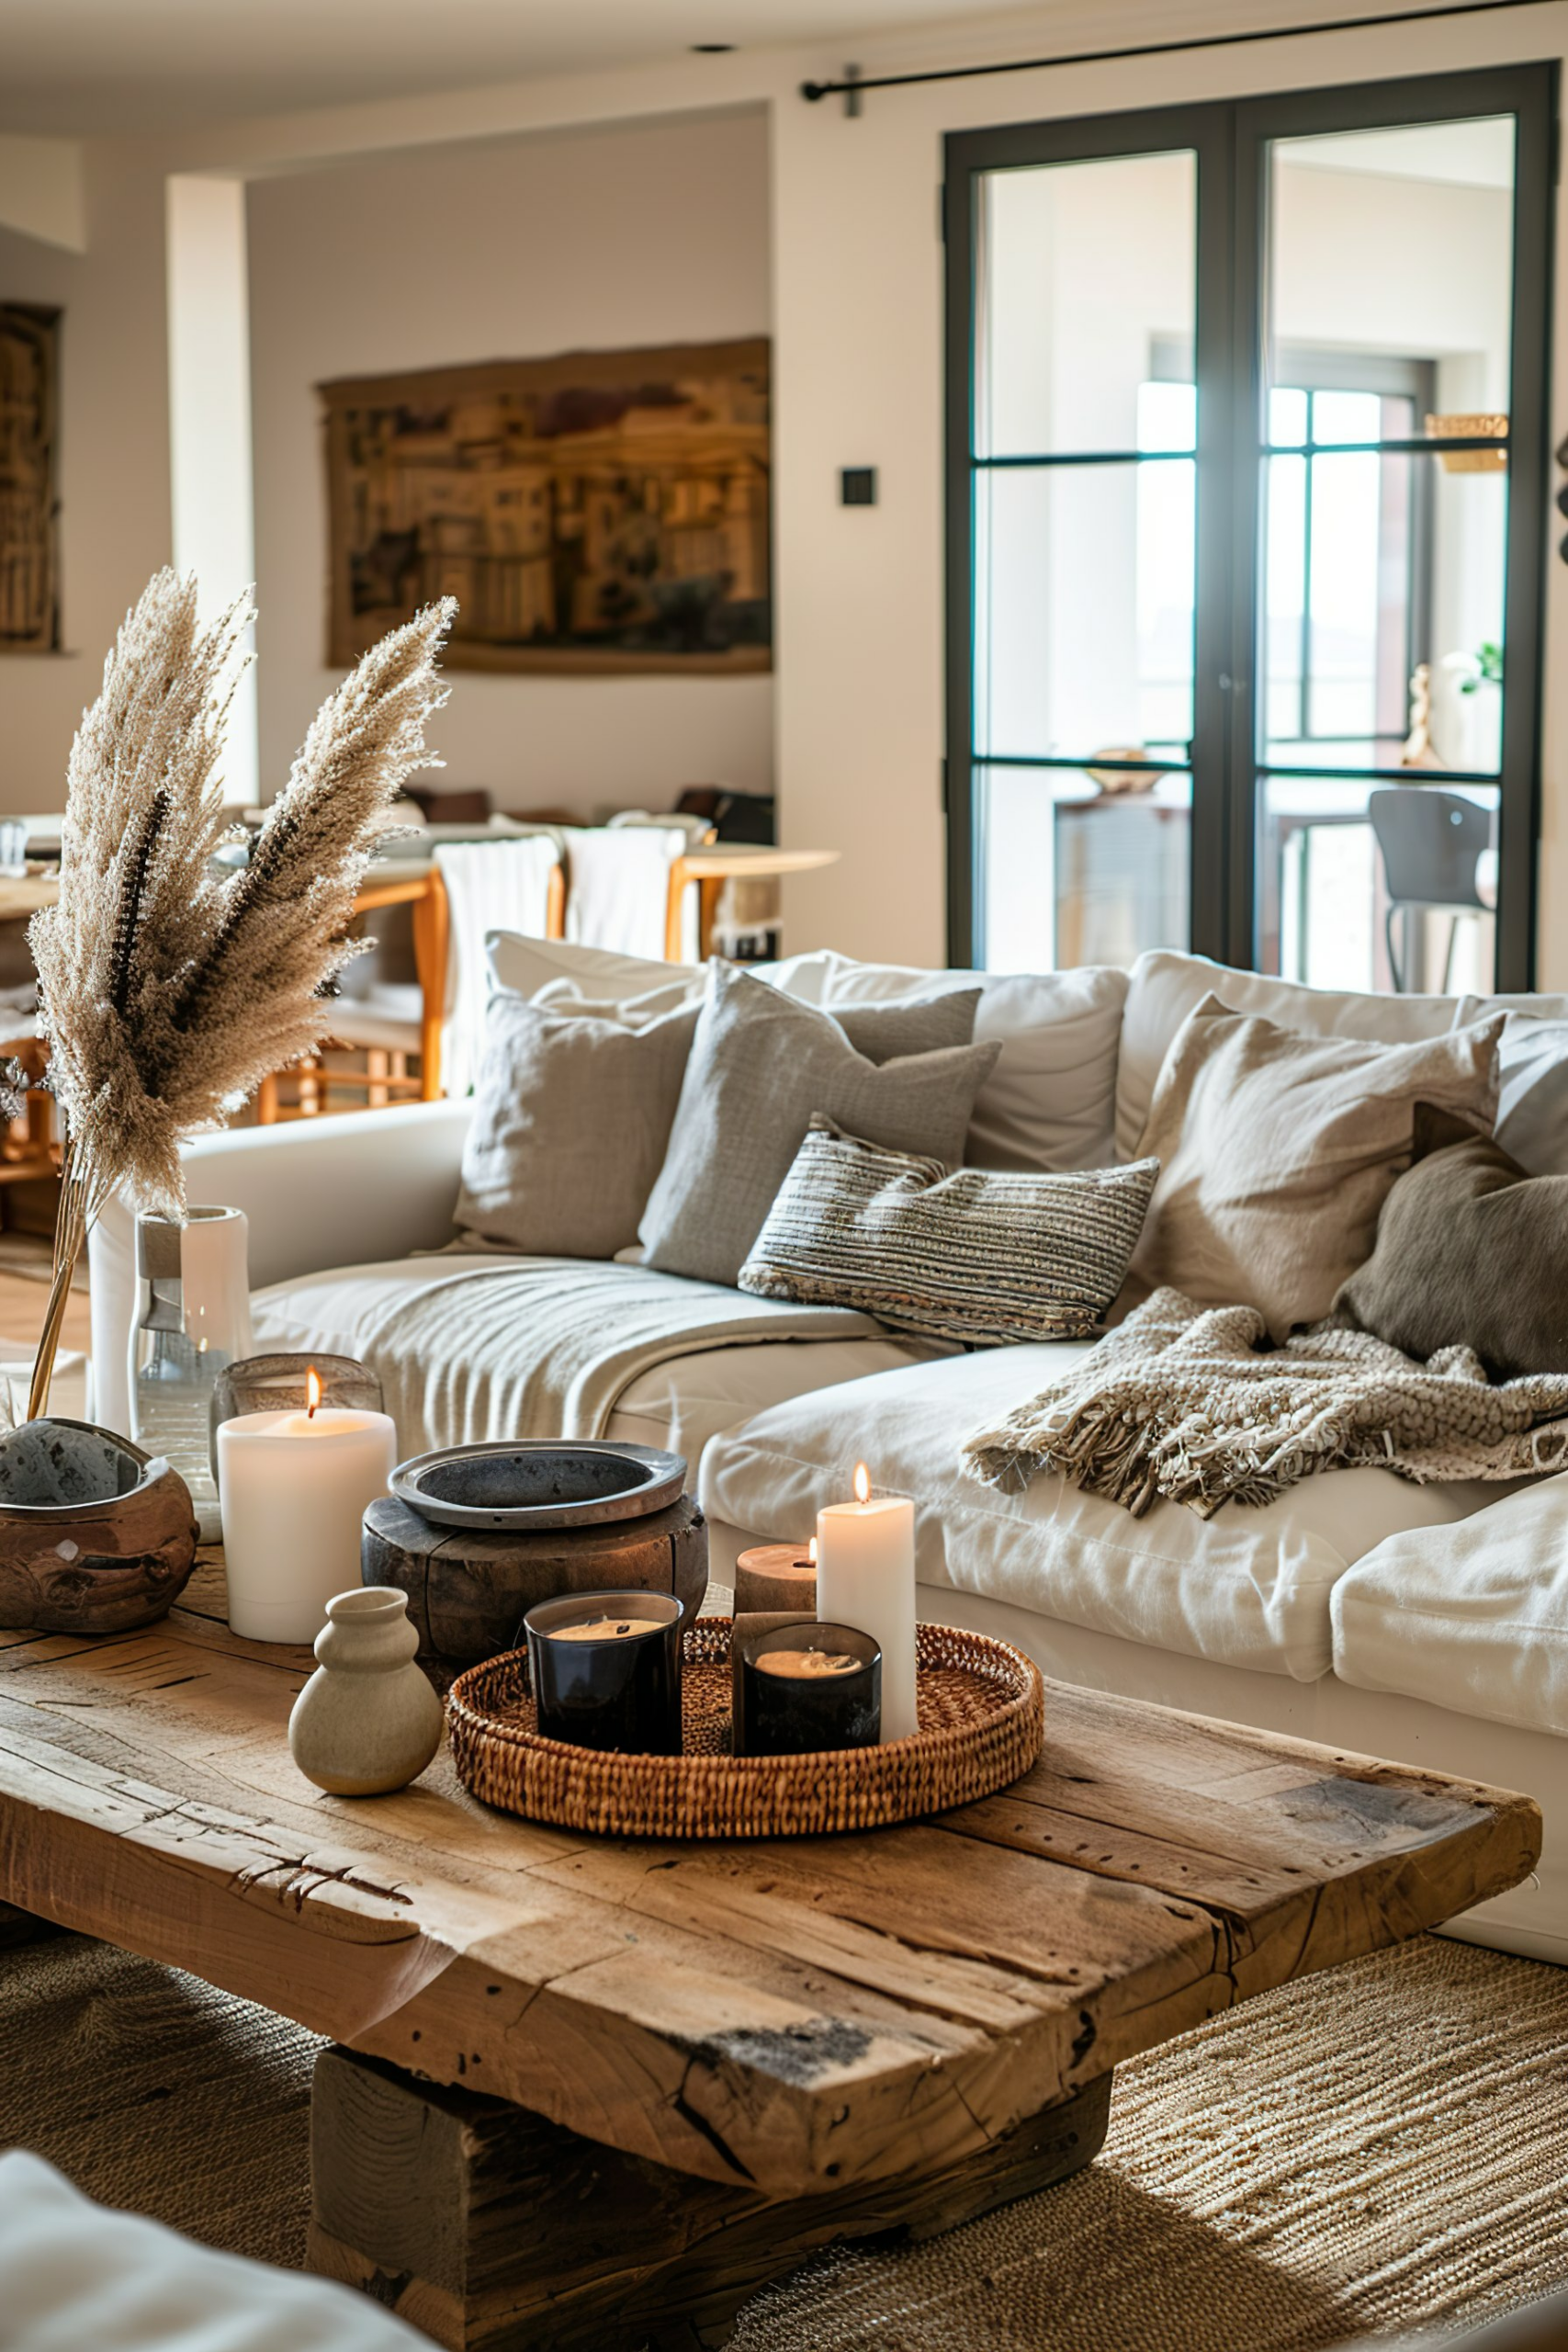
left=288, top=1586, right=444, bottom=1796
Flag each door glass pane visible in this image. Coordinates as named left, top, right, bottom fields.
left=979, top=764, right=1191, bottom=971
left=976, top=151, right=1197, bottom=457
left=976, top=458, right=1195, bottom=760
left=1257, top=775, right=1497, bottom=992
left=1259, top=114, right=1515, bottom=828
left=1259, top=447, right=1506, bottom=775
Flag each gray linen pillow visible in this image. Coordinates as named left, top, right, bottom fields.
left=1333, top=1104, right=1568, bottom=1376
left=455, top=996, right=699, bottom=1258
left=739, top=1117, right=1159, bottom=1345
left=456, top=978, right=984, bottom=1261
left=639, top=964, right=1001, bottom=1285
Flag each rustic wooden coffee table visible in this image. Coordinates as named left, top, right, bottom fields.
left=0, top=1551, right=1540, bottom=2352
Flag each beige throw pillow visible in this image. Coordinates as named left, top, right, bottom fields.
left=1133, top=996, right=1505, bottom=1338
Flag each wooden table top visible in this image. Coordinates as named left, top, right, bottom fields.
left=0, top=1553, right=1539, bottom=2200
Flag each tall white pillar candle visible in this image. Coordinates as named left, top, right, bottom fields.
left=815, top=1464, right=919, bottom=1742
left=219, top=1403, right=397, bottom=1644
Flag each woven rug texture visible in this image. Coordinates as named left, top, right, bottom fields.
left=1, top=1929, right=1565, bottom=2348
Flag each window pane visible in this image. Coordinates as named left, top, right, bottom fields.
left=1266, top=117, right=1516, bottom=426
left=976, top=463, right=1194, bottom=759
left=1259, top=450, right=1505, bottom=775
left=976, top=151, right=1197, bottom=457
left=979, top=764, right=1190, bottom=970
left=1257, top=775, right=1497, bottom=993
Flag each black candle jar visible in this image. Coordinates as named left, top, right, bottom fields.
left=734, top=1621, right=881, bottom=1758
left=524, top=1589, right=684, bottom=1755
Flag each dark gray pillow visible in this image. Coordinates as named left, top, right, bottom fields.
left=1332, top=1103, right=1568, bottom=1377
left=739, top=1116, right=1159, bottom=1345
left=638, top=964, right=1000, bottom=1285
left=457, top=975, right=984, bottom=1263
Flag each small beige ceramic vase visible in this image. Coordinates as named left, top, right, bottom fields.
left=288, top=1586, right=444, bottom=1796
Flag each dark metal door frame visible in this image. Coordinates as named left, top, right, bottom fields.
left=943, top=60, right=1556, bottom=988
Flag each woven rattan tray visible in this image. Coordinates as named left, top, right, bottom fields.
left=446, top=1618, right=1044, bottom=1838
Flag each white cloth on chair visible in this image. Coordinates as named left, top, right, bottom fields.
left=563, top=826, right=690, bottom=964
left=434, top=836, right=562, bottom=1097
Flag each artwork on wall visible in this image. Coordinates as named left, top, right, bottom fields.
left=0, top=304, right=61, bottom=655
left=319, top=337, right=771, bottom=675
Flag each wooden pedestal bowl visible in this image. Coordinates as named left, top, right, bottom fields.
left=364, top=1440, right=708, bottom=1668
left=0, top=1419, right=199, bottom=1634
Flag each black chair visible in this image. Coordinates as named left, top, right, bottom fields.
left=1369, top=787, right=1492, bottom=992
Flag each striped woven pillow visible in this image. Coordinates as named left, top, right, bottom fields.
left=739, top=1116, right=1160, bottom=1347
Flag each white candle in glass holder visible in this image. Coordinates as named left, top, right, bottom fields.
left=218, top=1369, right=397, bottom=1643
left=815, top=1463, right=918, bottom=1742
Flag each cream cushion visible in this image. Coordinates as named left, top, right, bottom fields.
left=773, top=947, right=1129, bottom=1172
left=1117, top=950, right=1461, bottom=1159
left=1132, top=997, right=1503, bottom=1338
left=0, top=2151, right=422, bottom=2351
left=1332, top=1471, right=1568, bottom=1736
left=695, top=1345, right=1505, bottom=1681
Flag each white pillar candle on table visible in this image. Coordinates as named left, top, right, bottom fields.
left=815, top=1464, right=918, bottom=1742
left=218, top=1379, right=397, bottom=1644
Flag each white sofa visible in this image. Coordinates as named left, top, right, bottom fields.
left=88, top=947, right=1568, bottom=1963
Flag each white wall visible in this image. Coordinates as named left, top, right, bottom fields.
left=245, top=107, right=773, bottom=814
left=0, top=142, right=171, bottom=812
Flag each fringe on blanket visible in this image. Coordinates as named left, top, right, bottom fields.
left=963, top=1287, right=1568, bottom=1519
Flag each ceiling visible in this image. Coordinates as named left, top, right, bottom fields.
left=0, top=0, right=1071, bottom=138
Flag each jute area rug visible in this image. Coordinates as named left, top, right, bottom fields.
left=2, top=1929, right=1566, bottom=2350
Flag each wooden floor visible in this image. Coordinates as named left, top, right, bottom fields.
left=0, top=1266, right=91, bottom=1362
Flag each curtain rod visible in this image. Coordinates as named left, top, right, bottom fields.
left=800, top=0, right=1540, bottom=107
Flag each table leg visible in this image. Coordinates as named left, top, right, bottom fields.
left=308, top=2047, right=1111, bottom=2352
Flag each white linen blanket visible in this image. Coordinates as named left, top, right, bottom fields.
left=963, top=1286, right=1568, bottom=1519
left=254, top=1255, right=891, bottom=1458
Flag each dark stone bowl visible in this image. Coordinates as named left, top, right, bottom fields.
left=0, top=1418, right=199, bottom=1634
left=389, top=1441, right=686, bottom=1532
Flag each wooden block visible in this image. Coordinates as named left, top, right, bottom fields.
left=363, top=1493, right=709, bottom=1666
left=308, top=2043, right=1112, bottom=2352
left=733, top=1544, right=816, bottom=1615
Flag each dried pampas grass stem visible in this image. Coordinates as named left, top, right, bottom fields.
left=26, top=570, right=455, bottom=1419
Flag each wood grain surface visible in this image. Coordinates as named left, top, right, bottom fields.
left=0, top=1547, right=1540, bottom=2202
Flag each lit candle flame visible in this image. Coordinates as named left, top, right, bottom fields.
left=306, top=1366, right=322, bottom=1420
left=853, top=1462, right=871, bottom=1505
left=807, top=1536, right=818, bottom=1565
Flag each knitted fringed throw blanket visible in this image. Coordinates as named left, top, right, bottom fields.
left=963, top=1287, right=1568, bottom=1518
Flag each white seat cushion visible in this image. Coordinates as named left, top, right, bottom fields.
left=698, top=1345, right=1511, bottom=1682
left=1333, top=1471, right=1568, bottom=1735
left=0, top=2150, right=421, bottom=2351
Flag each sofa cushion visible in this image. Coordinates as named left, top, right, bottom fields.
left=454, top=993, right=699, bottom=1258
left=739, top=1116, right=1158, bottom=1346
left=0, top=2149, right=422, bottom=2352
left=1117, top=949, right=1462, bottom=1159
left=696, top=1345, right=1506, bottom=1681
left=773, top=948, right=1129, bottom=1173
left=1332, top=1471, right=1568, bottom=1736
left=1132, top=996, right=1503, bottom=1338
left=1333, top=1109, right=1568, bottom=1376
left=637, top=963, right=999, bottom=1286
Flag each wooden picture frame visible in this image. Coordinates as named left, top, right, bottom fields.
left=0, top=304, right=61, bottom=656
left=319, top=337, right=771, bottom=675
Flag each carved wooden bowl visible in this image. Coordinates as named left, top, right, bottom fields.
left=0, top=1418, right=199, bottom=1634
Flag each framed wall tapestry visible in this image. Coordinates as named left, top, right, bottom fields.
left=0, top=303, right=61, bottom=655
left=319, top=336, right=771, bottom=675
